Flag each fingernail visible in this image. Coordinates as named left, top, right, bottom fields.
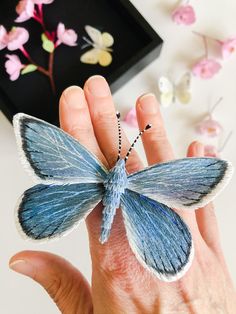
left=63, top=86, right=84, bottom=109
left=138, top=93, right=158, bottom=114
left=9, top=260, right=35, bottom=278
left=195, top=141, right=204, bottom=156
left=86, top=75, right=110, bottom=98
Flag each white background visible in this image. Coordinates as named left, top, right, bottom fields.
left=0, top=0, right=236, bottom=313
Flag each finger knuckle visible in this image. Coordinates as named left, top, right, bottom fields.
left=126, top=157, right=142, bottom=174
left=46, top=276, right=64, bottom=301
left=67, top=125, right=93, bottom=139
left=147, top=126, right=168, bottom=143
left=94, top=109, right=116, bottom=128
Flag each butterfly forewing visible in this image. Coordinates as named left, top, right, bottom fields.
left=121, top=190, right=193, bottom=282
left=85, top=25, right=103, bottom=47
left=13, top=113, right=108, bottom=184
left=127, top=158, right=233, bottom=210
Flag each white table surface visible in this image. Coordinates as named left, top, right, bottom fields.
left=0, top=0, right=236, bottom=313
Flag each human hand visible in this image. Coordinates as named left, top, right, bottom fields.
left=10, top=76, right=236, bottom=314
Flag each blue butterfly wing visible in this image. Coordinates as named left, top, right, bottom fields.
left=13, top=113, right=108, bottom=184
left=121, top=189, right=193, bottom=282
left=128, top=158, right=233, bottom=210
left=17, top=183, right=104, bottom=240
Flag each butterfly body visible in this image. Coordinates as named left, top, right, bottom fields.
left=101, top=159, right=128, bottom=243
left=13, top=113, right=233, bottom=282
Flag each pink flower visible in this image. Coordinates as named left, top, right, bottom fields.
left=33, top=0, right=54, bottom=4
left=124, top=108, right=138, bottom=128
left=204, top=145, right=219, bottom=158
left=0, top=25, right=8, bottom=50
left=196, top=118, right=223, bottom=138
left=56, top=23, right=77, bottom=47
left=7, top=27, right=29, bottom=51
left=192, top=59, right=221, bottom=79
left=221, top=38, right=236, bottom=60
left=172, top=5, right=196, bottom=25
left=5, top=54, right=25, bottom=81
left=15, top=0, right=35, bottom=23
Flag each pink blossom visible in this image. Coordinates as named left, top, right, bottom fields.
left=172, top=5, right=196, bottom=25
left=204, top=145, right=219, bottom=158
left=192, top=59, right=221, bottom=79
left=0, top=25, right=8, bottom=50
left=5, top=54, right=25, bottom=81
left=56, top=23, right=77, bottom=47
left=124, top=108, right=138, bottom=128
left=196, top=118, right=223, bottom=138
left=221, top=38, right=236, bottom=60
left=33, top=0, right=54, bottom=4
left=7, top=27, right=29, bottom=51
left=15, top=0, right=35, bottom=23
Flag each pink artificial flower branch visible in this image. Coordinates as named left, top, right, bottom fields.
left=193, top=31, right=236, bottom=60
left=2, top=0, right=78, bottom=93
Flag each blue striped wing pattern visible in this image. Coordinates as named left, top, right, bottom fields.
left=128, top=158, right=232, bottom=210
left=121, top=189, right=193, bottom=282
left=13, top=114, right=108, bottom=184
left=17, top=183, right=104, bottom=240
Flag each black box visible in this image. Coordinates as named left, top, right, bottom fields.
left=0, top=0, right=163, bottom=125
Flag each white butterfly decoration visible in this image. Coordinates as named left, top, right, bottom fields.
left=158, top=73, right=192, bottom=107
left=80, top=25, right=114, bottom=67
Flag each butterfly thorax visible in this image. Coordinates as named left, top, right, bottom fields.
left=100, top=159, right=128, bottom=244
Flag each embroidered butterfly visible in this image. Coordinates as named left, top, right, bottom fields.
left=13, top=113, right=233, bottom=282
left=158, top=72, right=191, bottom=107
left=80, top=25, right=114, bottom=67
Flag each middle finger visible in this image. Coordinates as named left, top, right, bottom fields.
left=84, top=75, right=143, bottom=173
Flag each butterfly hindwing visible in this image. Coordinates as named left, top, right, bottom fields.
left=80, top=48, right=100, bottom=64
left=80, top=49, right=112, bottom=67
left=121, top=189, right=193, bottom=282
left=13, top=113, right=108, bottom=184
left=17, top=183, right=104, bottom=240
left=128, top=158, right=233, bottom=210
left=175, top=72, right=191, bottom=104
left=98, top=50, right=112, bottom=67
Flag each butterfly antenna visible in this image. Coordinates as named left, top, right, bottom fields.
left=125, top=124, right=152, bottom=162
left=82, top=36, right=93, bottom=48
left=116, top=112, right=122, bottom=161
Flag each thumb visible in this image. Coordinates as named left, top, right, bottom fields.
left=9, top=251, right=93, bottom=314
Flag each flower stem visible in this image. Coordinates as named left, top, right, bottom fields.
left=210, top=97, right=223, bottom=115
left=193, top=31, right=224, bottom=45
left=192, top=31, right=209, bottom=57
left=48, top=51, right=56, bottom=94
left=19, top=46, right=56, bottom=93
left=203, top=35, right=208, bottom=58
left=33, top=5, right=53, bottom=41
left=219, top=131, right=233, bottom=152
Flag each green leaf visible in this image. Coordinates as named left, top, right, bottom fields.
left=41, top=33, right=55, bottom=53
left=21, top=64, right=38, bottom=75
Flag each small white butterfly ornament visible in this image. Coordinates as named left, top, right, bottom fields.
left=80, top=25, right=114, bottom=67
left=158, top=73, right=191, bottom=107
